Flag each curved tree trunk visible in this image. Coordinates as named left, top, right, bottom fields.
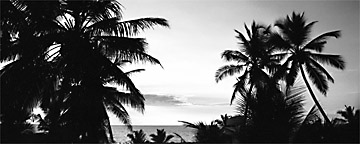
left=299, top=65, right=331, bottom=124
left=107, top=120, right=115, bottom=143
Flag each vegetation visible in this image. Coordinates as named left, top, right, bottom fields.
left=149, top=129, right=174, bottom=143
left=1, top=0, right=168, bottom=143
left=0, top=0, right=357, bottom=143
left=127, top=129, right=149, bottom=144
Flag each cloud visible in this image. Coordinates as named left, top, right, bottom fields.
left=144, top=94, right=190, bottom=106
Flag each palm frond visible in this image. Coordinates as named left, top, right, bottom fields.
left=86, top=17, right=120, bottom=34
left=98, top=54, right=143, bottom=96
left=234, top=29, right=250, bottom=48
left=103, top=98, right=132, bottom=128
left=221, top=50, right=249, bottom=62
left=308, top=58, right=334, bottom=83
left=95, top=36, right=163, bottom=66
left=231, top=76, right=248, bottom=105
left=309, top=53, right=345, bottom=70
left=88, top=17, right=169, bottom=37
left=119, top=50, right=163, bottom=67
left=304, top=63, right=328, bottom=95
left=103, top=86, right=144, bottom=112
left=125, top=69, right=145, bottom=76
left=178, top=120, right=199, bottom=129
left=82, top=0, right=123, bottom=26
left=285, top=84, right=306, bottom=125
left=304, top=30, right=341, bottom=52
left=215, top=64, right=245, bottom=82
left=244, top=23, right=252, bottom=39
left=95, top=35, right=147, bottom=53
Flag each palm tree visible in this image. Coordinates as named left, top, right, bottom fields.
left=215, top=21, right=278, bottom=126
left=127, top=129, right=149, bottom=143
left=179, top=120, right=229, bottom=143
left=273, top=12, right=345, bottom=124
left=1, top=0, right=169, bottom=142
left=149, top=129, right=174, bottom=143
left=336, top=105, right=359, bottom=125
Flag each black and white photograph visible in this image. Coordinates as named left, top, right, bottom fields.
left=1, top=0, right=359, bottom=143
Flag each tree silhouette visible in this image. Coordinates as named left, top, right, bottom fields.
left=127, top=129, right=149, bottom=143
left=215, top=22, right=279, bottom=126
left=272, top=12, right=345, bottom=124
left=1, top=0, right=169, bottom=142
left=179, top=120, right=230, bottom=143
left=149, top=129, right=174, bottom=143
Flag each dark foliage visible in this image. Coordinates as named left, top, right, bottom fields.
left=1, top=0, right=168, bottom=143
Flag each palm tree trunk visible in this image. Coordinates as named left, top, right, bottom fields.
left=107, top=121, right=115, bottom=143
left=299, top=65, right=331, bottom=124
left=243, top=83, right=254, bottom=127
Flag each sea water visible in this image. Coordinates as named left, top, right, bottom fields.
left=32, top=125, right=195, bottom=143
left=112, top=125, right=196, bottom=143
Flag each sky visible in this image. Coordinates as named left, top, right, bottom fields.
left=106, top=0, right=360, bottom=125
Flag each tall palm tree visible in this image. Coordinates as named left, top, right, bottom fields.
left=215, top=22, right=278, bottom=126
left=273, top=12, right=345, bottom=124
left=1, top=0, right=169, bottom=142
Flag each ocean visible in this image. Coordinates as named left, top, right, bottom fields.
left=32, top=125, right=195, bottom=143
left=112, top=125, right=195, bottom=143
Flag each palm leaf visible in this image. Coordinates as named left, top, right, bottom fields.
left=82, top=0, right=123, bottom=25
left=88, top=17, right=169, bottom=37
left=125, top=69, right=145, bottom=76
left=215, top=64, right=245, bottom=82
left=165, top=135, right=174, bottom=143
left=234, top=29, right=250, bottom=48
left=244, top=23, right=252, bottom=39
left=231, top=75, right=248, bottom=105
left=304, top=62, right=328, bottom=95
left=178, top=120, right=199, bottom=129
left=304, top=30, right=341, bottom=52
left=103, top=86, right=144, bottom=112
left=103, top=99, right=132, bottom=129
left=309, top=53, right=345, bottom=70
left=98, top=54, right=143, bottom=96
left=221, top=50, right=249, bottom=62
left=308, top=58, right=334, bottom=83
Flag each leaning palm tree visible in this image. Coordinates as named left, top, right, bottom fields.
left=215, top=21, right=278, bottom=126
left=272, top=12, right=345, bottom=124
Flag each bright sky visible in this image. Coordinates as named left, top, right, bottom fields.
left=109, top=0, right=360, bottom=125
